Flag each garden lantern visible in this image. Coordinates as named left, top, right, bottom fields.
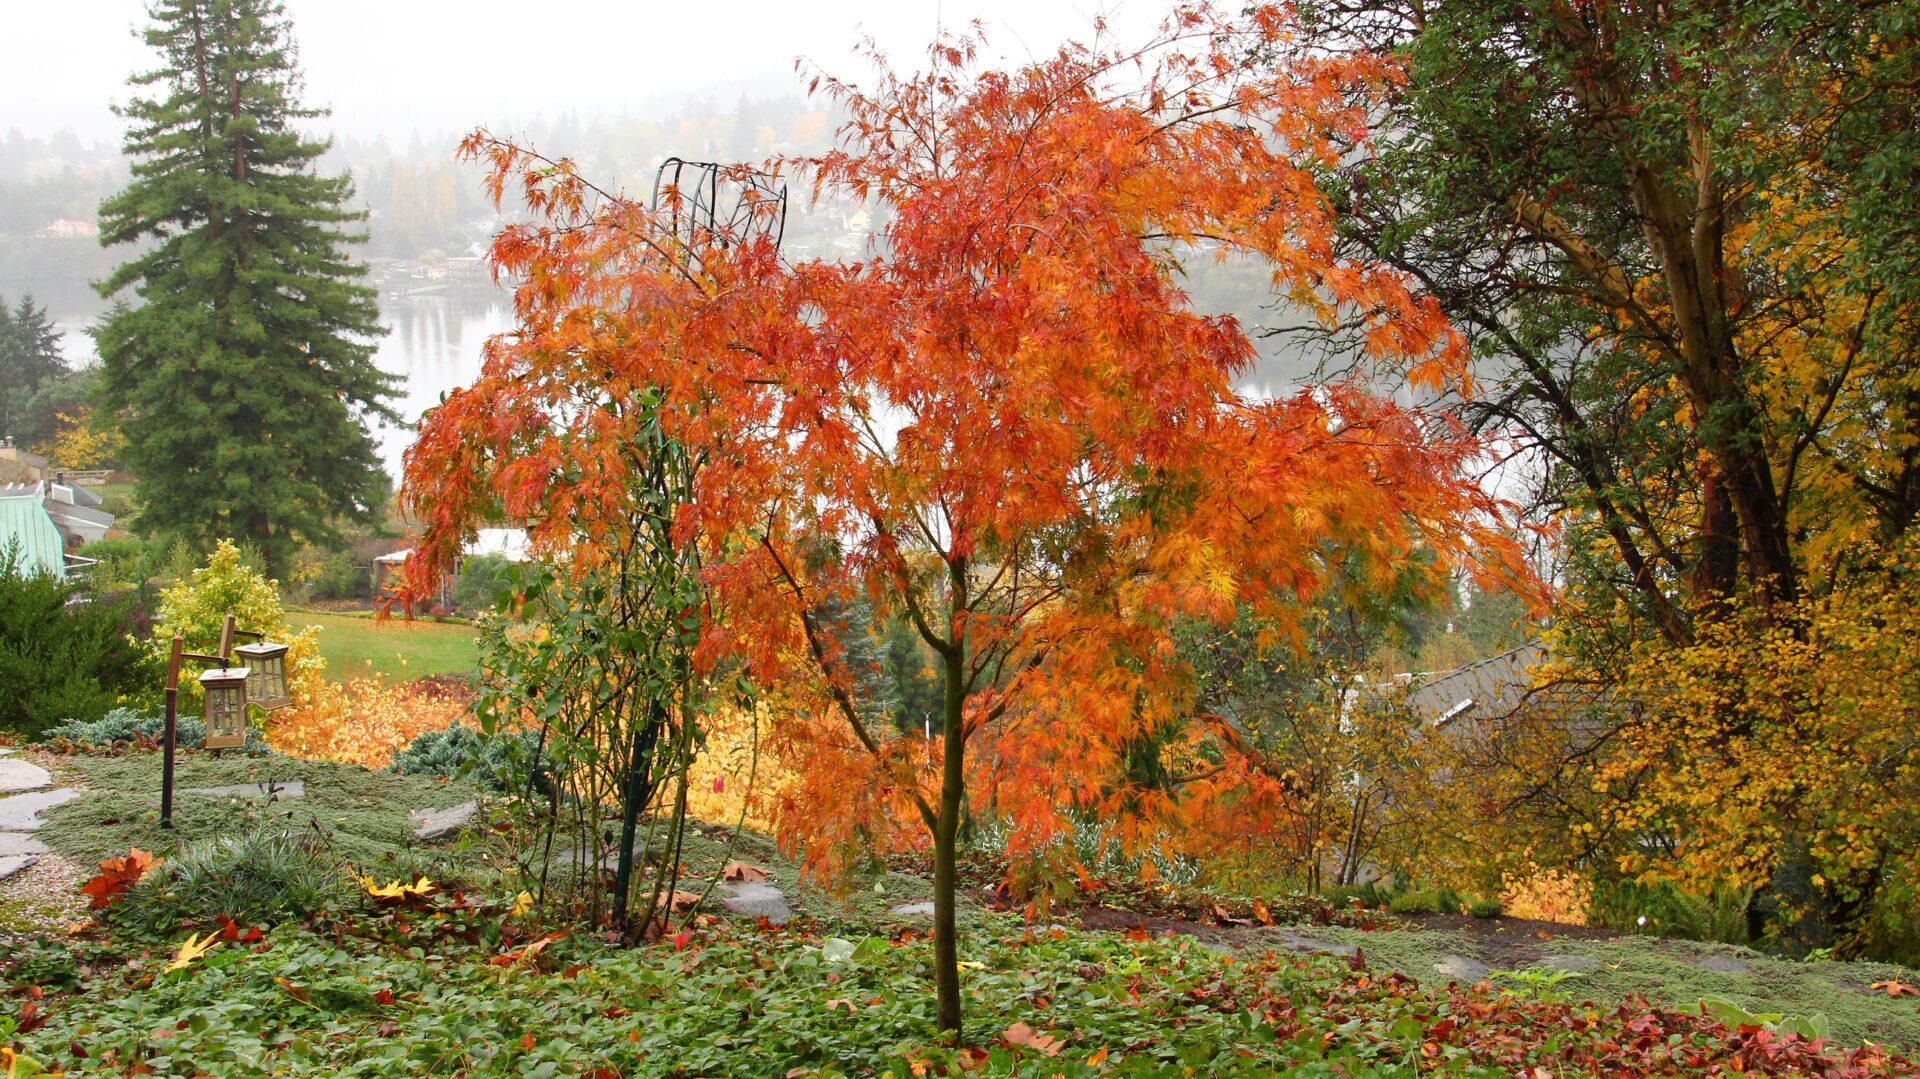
left=199, top=666, right=252, bottom=749
left=234, top=641, right=292, bottom=710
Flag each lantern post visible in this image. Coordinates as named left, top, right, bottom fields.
left=159, top=611, right=293, bottom=828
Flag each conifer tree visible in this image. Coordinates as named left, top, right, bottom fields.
left=0, top=295, right=70, bottom=442
left=96, top=0, right=395, bottom=574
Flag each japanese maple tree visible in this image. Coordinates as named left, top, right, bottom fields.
left=403, top=5, right=1520, bottom=1034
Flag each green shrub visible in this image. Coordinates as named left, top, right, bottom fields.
left=1469, top=897, right=1503, bottom=918
left=308, top=548, right=369, bottom=600
left=450, top=553, right=517, bottom=614
left=1389, top=889, right=1448, bottom=915
left=44, top=706, right=272, bottom=755
left=1325, top=881, right=1394, bottom=909
left=1589, top=878, right=1750, bottom=944
left=391, top=723, right=538, bottom=793
left=0, top=551, right=159, bottom=738
left=119, top=827, right=347, bottom=933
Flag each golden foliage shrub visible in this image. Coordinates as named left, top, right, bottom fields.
left=1500, top=868, right=1593, bottom=926
left=269, top=677, right=469, bottom=769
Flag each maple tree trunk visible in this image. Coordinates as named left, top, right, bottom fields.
left=932, top=630, right=967, bottom=1037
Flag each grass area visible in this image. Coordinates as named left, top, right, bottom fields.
left=38, top=751, right=493, bottom=881
left=293, top=608, right=480, bottom=682
left=1309, top=922, right=1920, bottom=1050
left=10, top=749, right=1919, bottom=1075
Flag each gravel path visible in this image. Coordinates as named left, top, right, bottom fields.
left=0, top=749, right=92, bottom=932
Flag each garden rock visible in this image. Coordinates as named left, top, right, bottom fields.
left=1692, top=954, right=1751, bottom=975
left=409, top=800, right=478, bottom=841
left=1433, top=955, right=1489, bottom=984
left=0, top=788, right=82, bottom=830
left=0, top=759, right=52, bottom=794
left=718, top=880, right=792, bottom=924
left=890, top=901, right=935, bottom=917
left=1272, top=931, right=1358, bottom=958
left=182, top=780, right=305, bottom=800
left=0, top=833, right=49, bottom=857
left=1536, top=954, right=1599, bottom=974
left=0, top=854, right=38, bottom=881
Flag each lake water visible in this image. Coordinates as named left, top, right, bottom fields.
left=55, top=289, right=508, bottom=481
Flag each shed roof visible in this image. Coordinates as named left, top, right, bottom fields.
left=0, top=495, right=67, bottom=579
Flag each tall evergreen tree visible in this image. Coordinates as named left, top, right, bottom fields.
left=0, top=295, right=70, bottom=442
left=96, top=0, right=395, bottom=573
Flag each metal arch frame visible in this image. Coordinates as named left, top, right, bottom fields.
left=650, top=157, right=788, bottom=261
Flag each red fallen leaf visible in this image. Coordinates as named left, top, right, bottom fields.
left=79, top=848, right=157, bottom=910
left=372, top=988, right=394, bottom=1005
left=721, top=860, right=768, bottom=883
left=1003, top=1021, right=1064, bottom=1056
left=656, top=889, right=702, bottom=912
left=1871, top=979, right=1919, bottom=997
left=216, top=914, right=241, bottom=942
left=520, top=1032, right=535, bottom=1051
left=1535, top=929, right=1555, bottom=941
left=491, top=931, right=567, bottom=967
left=275, top=977, right=310, bottom=1002
left=1123, top=926, right=1153, bottom=942
left=590, top=1070, right=619, bottom=1079
left=376, top=1020, right=399, bottom=1038
left=600, top=1005, right=631, bottom=1019
left=17, top=1000, right=47, bottom=1034
left=671, top=929, right=695, bottom=950
left=711, top=776, right=725, bottom=793
left=562, top=963, right=590, bottom=979
left=1348, top=948, right=1367, bottom=972
left=954, top=1047, right=991, bottom=1072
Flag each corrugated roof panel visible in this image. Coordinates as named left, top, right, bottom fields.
left=0, top=495, right=66, bottom=580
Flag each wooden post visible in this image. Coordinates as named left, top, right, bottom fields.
left=162, top=635, right=183, bottom=829
left=217, top=612, right=236, bottom=664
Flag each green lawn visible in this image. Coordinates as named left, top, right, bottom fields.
left=293, top=609, right=480, bottom=682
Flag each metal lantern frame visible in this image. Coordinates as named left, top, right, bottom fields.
left=233, top=640, right=293, bottom=711
left=159, top=612, right=292, bottom=827
left=198, top=666, right=253, bottom=749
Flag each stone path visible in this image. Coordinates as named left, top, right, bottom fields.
left=1273, top=930, right=1359, bottom=958
left=1433, top=954, right=1490, bottom=984
left=0, top=753, right=90, bottom=922
left=0, top=758, right=54, bottom=794
left=717, top=880, right=792, bottom=924
left=409, top=800, right=477, bottom=841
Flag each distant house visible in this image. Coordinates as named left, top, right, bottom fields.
left=372, top=527, right=530, bottom=606
left=0, top=442, right=52, bottom=483
left=0, top=494, right=69, bottom=579
left=40, top=217, right=98, bottom=238
left=1405, top=642, right=1550, bottom=727
left=0, top=480, right=116, bottom=549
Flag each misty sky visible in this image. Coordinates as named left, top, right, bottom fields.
left=3, top=0, right=1162, bottom=144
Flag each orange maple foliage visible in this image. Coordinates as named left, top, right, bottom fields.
left=268, top=677, right=469, bottom=769
left=79, top=848, right=157, bottom=910
left=401, top=6, right=1523, bottom=1031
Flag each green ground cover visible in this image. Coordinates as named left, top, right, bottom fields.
left=8, top=748, right=1918, bottom=1076
left=293, top=609, right=480, bottom=682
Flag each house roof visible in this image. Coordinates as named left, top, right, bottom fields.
left=1404, top=642, right=1547, bottom=726
left=0, top=495, right=67, bottom=579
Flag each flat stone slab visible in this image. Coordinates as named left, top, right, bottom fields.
left=1433, top=955, right=1490, bottom=983
left=182, top=781, right=305, bottom=800
left=1273, top=931, right=1359, bottom=958
left=0, top=788, right=82, bottom=830
left=0, top=833, right=49, bottom=857
left=0, top=854, right=39, bottom=881
left=409, top=800, right=478, bottom=841
left=890, top=901, right=935, bottom=917
left=1536, top=954, right=1599, bottom=974
left=0, top=760, right=52, bottom=794
left=718, top=880, right=792, bottom=924
left=1692, top=954, right=1751, bottom=975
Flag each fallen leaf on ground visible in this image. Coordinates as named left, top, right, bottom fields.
left=164, top=931, right=220, bottom=973
left=721, top=860, right=768, bottom=882
left=1003, top=1021, right=1065, bottom=1056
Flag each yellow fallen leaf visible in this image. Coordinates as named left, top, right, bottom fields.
left=165, top=930, right=221, bottom=973
left=509, top=891, right=534, bottom=918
